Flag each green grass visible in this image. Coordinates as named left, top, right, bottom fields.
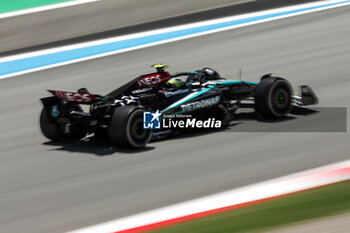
left=152, top=181, right=350, bottom=233
left=0, top=0, right=73, bottom=14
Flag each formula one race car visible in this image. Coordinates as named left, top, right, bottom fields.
left=40, top=64, right=318, bottom=148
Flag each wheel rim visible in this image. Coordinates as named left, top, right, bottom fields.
left=127, top=111, right=151, bottom=147
left=271, top=86, right=291, bottom=114
left=130, top=117, right=147, bottom=141
left=277, top=92, right=285, bottom=104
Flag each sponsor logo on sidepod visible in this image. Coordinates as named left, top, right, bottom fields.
left=181, top=96, right=220, bottom=112
left=163, top=89, right=189, bottom=98
left=132, top=87, right=153, bottom=94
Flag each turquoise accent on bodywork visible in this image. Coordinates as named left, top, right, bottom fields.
left=215, top=80, right=258, bottom=85
left=161, top=80, right=258, bottom=114
left=161, top=88, right=211, bottom=114
left=205, top=80, right=258, bottom=89
left=194, top=87, right=211, bottom=96
left=51, top=105, right=60, bottom=118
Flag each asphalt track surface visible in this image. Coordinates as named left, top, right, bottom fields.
left=0, top=0, right=315, bottom=55
left=0, top=5, right=349, bottom=233
left=0, top=0, right=250, bottom=54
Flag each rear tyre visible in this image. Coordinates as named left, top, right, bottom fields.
left=108, top=106, right=152, bottom=148
left=40, top=107, right=87, bottom=142
left=254, top=77, right=293, bottom=118
left=40, top=108, right=60, bottom=141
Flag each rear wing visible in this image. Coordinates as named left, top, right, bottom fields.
left=48, top=90, right=103, bottom=104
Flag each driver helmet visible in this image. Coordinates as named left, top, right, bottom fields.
left=166, top=78, right=185, bottom=88
left=202, top=67, right=220, bottom=79
left=151, top=64, right=169, bottom=73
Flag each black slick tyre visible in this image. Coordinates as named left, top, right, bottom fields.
left=108, top=106, right=152, bottom=148
left=40, top=107, right=86, bottom=142
left=40, top=108, right=60, bottom=141
left=254, top=77, right=293, bottom=118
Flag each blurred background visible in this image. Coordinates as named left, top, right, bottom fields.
left=0, top=0, right=349, bottom=232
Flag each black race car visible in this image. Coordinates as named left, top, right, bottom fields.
left=40, top=64, right=318, bottom=148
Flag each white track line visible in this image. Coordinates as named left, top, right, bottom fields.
left=0, top=0, right=100, bottom=19
left=68, top=160, right=350, bottom=233
left=0, top=0, right=350, bottom=81
left=1, top=0, right=349, bottom=63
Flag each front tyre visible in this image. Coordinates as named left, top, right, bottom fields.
left=108, top=106, right=152, bottom=149
left=254, top=77, right=293, bottom=118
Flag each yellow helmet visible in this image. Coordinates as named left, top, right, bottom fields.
left=166, top=78, right=185, bottom=87
left=151, top=64, right=169, bottom=69
left=151, top=64, right=169, bottom=74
